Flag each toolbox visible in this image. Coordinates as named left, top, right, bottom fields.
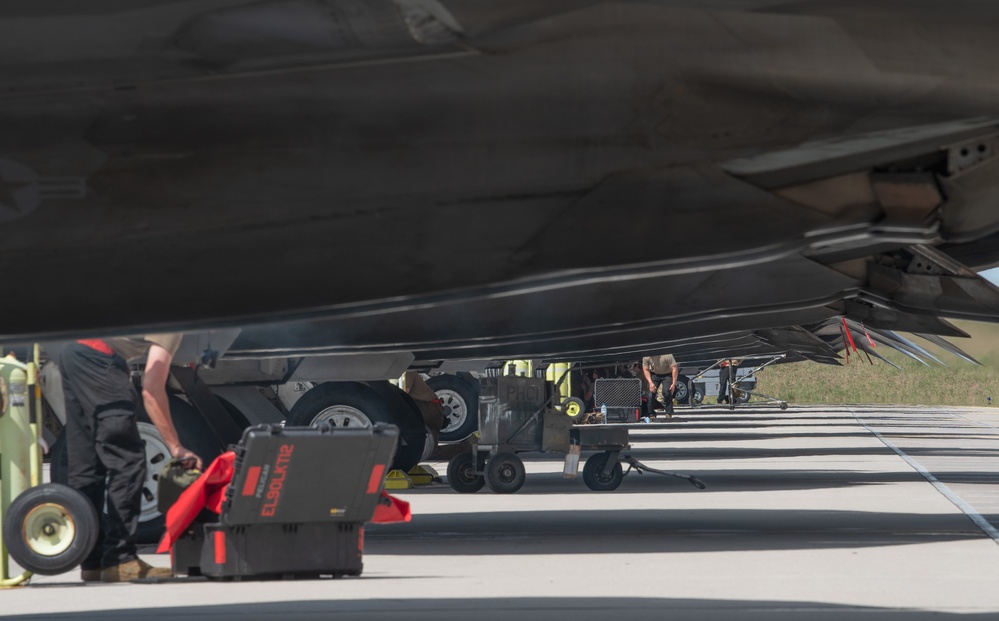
left=171, top=422, right=399, bottom=580
left=593, top=378, right=643, bottom=422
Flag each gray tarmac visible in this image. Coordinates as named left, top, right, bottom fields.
left=5, top=404, right=999, bottom=620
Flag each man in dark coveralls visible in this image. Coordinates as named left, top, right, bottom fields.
left=60, top=334, right=203, bottom=582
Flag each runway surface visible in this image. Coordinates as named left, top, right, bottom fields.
left=5, top=404, right=999, bottom=620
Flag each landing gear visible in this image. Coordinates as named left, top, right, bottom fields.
left=427, top=374, right=479, bottom=442
left=286, top=381, right=428, bottom=472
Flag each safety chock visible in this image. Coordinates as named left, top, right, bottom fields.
left=384, top=470, right=413, bottom=490
left=407, top=465, right=440, bottom=486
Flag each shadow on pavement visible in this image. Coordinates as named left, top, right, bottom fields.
left=11, top=597, right=999, bottom=621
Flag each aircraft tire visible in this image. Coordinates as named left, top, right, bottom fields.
left=427, top=374, right=479, bottom=442
left=582, top=452, right=623, bottom=492
left=675, top=376, right=690, bottom=404
left=285, top=381, right=425, bottom=472
left=2, top=483, right=99, bottom=575
left=395, top=387, right=438, bottom=461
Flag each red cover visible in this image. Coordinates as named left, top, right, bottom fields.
left=157, top=451, right=411, bottom=554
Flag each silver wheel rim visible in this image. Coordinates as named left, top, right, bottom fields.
left=313, top=405, right=372, bottom=429
left=137, top=422, right=170, bottom=524
left=675, top=382, right=687, bottom=400
left=437, top=389, right=467, bottom=433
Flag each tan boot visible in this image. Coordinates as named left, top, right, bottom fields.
left=80, top=568, right=102, bottom=582
left=100, top=558, right=172, bottom=582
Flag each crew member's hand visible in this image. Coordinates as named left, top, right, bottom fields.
left=669, top=382, right=676, bottom=392
left=649, top=384, right=657, bottom=392
left=172, top=446, right=203, bottom=471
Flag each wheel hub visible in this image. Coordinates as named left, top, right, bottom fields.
left=22, top=503, right=76, bottom=557
left=313, top=405, right=372, bottom=429
left=437, top=390, right=467, bottom=433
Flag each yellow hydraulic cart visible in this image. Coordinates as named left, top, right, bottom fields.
left=1, top=348, right=98, bottom=587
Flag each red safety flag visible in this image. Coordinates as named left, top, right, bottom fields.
left=157, top=451, right=236, bottom=553
left=862, top=323, right=877, bottom=348
left=841, top=317, right=858, bottom=353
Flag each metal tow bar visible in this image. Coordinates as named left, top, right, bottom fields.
left=621, top=456, right=707, bottom=489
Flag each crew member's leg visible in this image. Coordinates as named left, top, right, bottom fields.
left=717, top=365, right=731, bottom=404
left=59, top=347, right=106, bottom=578
left=647, top=375, right=664, bottom=417
left=60, top=344, right=146, bottom=570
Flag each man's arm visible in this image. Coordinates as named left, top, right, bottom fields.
left=142, top=344, right=203, bottom=470
left=670, top=364, right=679, bottom=392
left=642, top=365, right=655, bottom=391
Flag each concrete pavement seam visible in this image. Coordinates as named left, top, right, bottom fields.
left=848, top=407, right=999, bottom=546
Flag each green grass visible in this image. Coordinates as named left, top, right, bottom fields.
left=757, top=319, right=999, bottom=406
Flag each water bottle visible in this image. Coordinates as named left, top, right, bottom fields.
left=600, top=403, right=607, bottom=419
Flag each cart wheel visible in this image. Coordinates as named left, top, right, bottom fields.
left=447, top=453, right=485, bottom=494
left=780, top=402, right=788, bottom=411
left=561, top=397, right=587, bottom=420
left=485, top=452, right=526, bottom=494
left=582, top=452, right=624, bottom=491
left=2, top=483, right=99, bottom=576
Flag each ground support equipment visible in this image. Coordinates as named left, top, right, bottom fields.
left=724, top=355, right=788, bottom=410
left=688, top=355, right=788, bottom=410
left=170, top=423, right=399, bottom=580
left=2, top=349, right=97, bottom=586
left=446, top=376, right=705, bottom=493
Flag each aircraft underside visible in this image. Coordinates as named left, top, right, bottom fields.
left=2, top=0, right=999, bottom=365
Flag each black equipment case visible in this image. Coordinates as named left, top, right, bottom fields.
left=171, top=422, right=399, bottom=580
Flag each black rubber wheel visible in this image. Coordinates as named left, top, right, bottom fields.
left=734, top=383, right=751, bottom=404
left=285, top=381, right=425, bottom=472
left=692, top=386, right=704, bottom=406
left=582, top=452, right=624, bottom=491
left=561, top=396, right=587, bottom=420
left=780, top=402, right=788, bottom=411
left=674, top=376, right=690, bottom=404
left=447, top=453, right=485, bottom=493
left=395, top=387, right=437, bottom=462
left=2, top=483, right=99, bottom=575
left=427, top=374, right=480, bottom=442
left=50, top=395, right=222, bottom=545
left=485, top=452, right=526, bottom=494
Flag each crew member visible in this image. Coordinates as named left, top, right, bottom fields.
left=718, top=359, right=732, bottom=405
left=60, top=334, right=202, bottom=582
left=642, top=353, right=680, bottom=418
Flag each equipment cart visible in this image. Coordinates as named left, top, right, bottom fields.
left=689, top=355, right=788, bottom=410
left=446, top=376, right=705, bottom=494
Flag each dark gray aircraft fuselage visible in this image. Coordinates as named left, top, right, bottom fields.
left=2, top=1, right=999, bottom=361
